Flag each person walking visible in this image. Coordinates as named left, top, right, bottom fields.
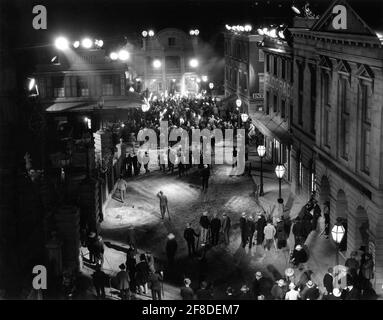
left=148, top=270, right=163, bottom=300
left=247, top=215, right=256, bottom=252
left=116, top=174, right=128, bottom=202
left=199, top=212, right=210, bottom=245
left=271, top=279, right=287, bottom=300
left=252, top=271, right=271, bottom=299
left=359, top=253, right=374, bottom=291
left=263, top=221, right=276, bottom=251
left=166, top=233, right=178, bottom=267
left=184, top=223, right=199, bottom=257
left=201, top=164, right=210, bottom=192
left=210, top=213, right=221, bottom=246
left=180, top=278, right=194, bottom=300
left=116, top=264, right=130, bottom=300
left=240, top=212, right=249, bottom=248
left=292, top=217, right=304, bottom=246
left=92, top=264, right=108, bottom=299
left=157, top=191, right=170, bottom=220
left=221, top=213, right=231, bottom=245
left=126, top=250, right=137, bottom=294
left=345, top=251, right=360, bottom=282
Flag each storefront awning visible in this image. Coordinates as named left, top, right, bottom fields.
left=45, top=102, right=87, bottom=112
left=251, top=112, right=292, bottom=145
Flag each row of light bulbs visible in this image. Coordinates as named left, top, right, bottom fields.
left=142, top=30, right=155, bottom=37
left=257, top=27, right=285, bottom=39
left=225, top=24, right=252, bottom=32
left=55, top=36, right=103, bottom=50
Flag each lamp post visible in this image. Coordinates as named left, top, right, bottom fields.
left=275, top=164, right=285, bottom=201
left=257, top=145, right=266, bottom=196
left=331, top=221, right=345, bottom=266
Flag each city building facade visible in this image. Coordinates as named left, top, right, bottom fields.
left=131, top=28, right=201, bottom=95
left=294, top=0, right=383, bottom=291
left=223, top=30, right=264, bottom=114
left=259, top=31, right=294, bottom=180
left=259, top=0, right=383, bottom=291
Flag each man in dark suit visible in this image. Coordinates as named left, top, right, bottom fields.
left=323, top=267, right=334, bottom=295
left=342, top=278, right=360, bottom=300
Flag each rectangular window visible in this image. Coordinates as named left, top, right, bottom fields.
left=168, top=37, right=176, bottom=46
left=281, top=99, right=286, bottom=118
left=339, top=78, right=349, bottom=159
left=282, top=59, right=286, bottom=80
left=77, top=77, right=89, bottom=97
left=102, top=76, right=114, bottom=95
left=165, top=56, right=181, bottom=72
left=53, top=76, right=65, bottom=98
left=273, top=94, right=278, bottom=112
left=266, top=91, right=270, bottom=114
left=273, top=56, right=278, bottom=77
left=298, top=62, right=304, bottom=125
left=360, top=83, right=371, bottom=174
left=310, top=65, right=316, bottom=134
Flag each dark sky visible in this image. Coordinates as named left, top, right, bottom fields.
left=4, top=0, right=383, bottom=79
left=11, top=0, right=383, bottom=47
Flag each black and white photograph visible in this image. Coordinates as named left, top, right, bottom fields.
left=0, top=0, right=383, bottom=307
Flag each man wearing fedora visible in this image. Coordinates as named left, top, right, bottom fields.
left=116, top=264, right=130, bottom=300
left=221, top=213, right=231, bottom=245
left=240, top=212, right=249, bottom=248
left=299, top=280, right=319, bottom=300
left=271, top=279, right=287, bottom=300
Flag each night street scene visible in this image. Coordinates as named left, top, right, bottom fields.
left=1, top=0, right=383, bottom=303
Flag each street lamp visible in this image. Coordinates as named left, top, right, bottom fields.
left=209, top=82, right=214, bottom=90
left=189, top=58, right=199, bottom=68
left=81, top=38, right=93, bottom=49
left=257, top=145, right=266, bottom=196
left=118, top=49, right=130, bottom=61
left=275, top=164, right=285, bottom=201
left=332, top=221, right=345, bottom=266
left=236, top=98, right=242, bottom=108
left=153, top=59, right=162, bottom=69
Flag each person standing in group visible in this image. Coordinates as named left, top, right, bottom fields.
left=285, top=282, right=300, bottom=300
left=199, top=211, right=210, bottom=245
left=116, top=264, right=130, bottom=300
left=180, top=278, right=194, bottom=300
left=201, top=164, right=210, bottom=192
left=275, top=218, right=287, bottom=250
left=221, top=213, right=231, bottom=245
left=117, top=174, right=128, bottom=202
left=256, top=213, right=267, bottom=246
left=292, top=217, right=304, bottom=246
left=232, top=146, right=238, bottom=168
left=148, top=270, right=163, bottom=300
left=263, top=221, right=276, bottom=251
left=196, top=281, right=213, bottom=300
left=135, top=254, right=150, bottom=295
left=323, top=267, right=334, bottom=296
left=240, top=212, right=249, bottom=248
left=184, top=223, right=199, bottom=257
left=157, top=191, right=170, bottom=220
left=247, top=215, right=256, bottom=253
left=345, top=251, right=359, bottom=282
left=166, top=233, right=178, bottom=267
left=210, top=213, right=221, bottom=246
left=92, top=264, right=108, bottom=299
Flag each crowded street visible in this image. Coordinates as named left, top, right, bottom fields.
left=0, top=0, right=382, bottom=308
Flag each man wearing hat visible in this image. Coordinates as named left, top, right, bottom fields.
left=201, top=164, right=210, bottom=192
left=290, top=244, right=308, bottom=269
left=87, top=232, right=97, bottom=264
left=116, top=264, right=130, bottom=300
left=326, top=287, right=342, bottom=300
left=92, top=264, right=108, bottom=299
left=256, top=213, right=267, bottom=245
left=300, top=280, right=319, bottom=300
left=184, top=223, right=199, bottom=257
left=252, top=271, right=270, bottom=299
left=247, top=215, right=256, bottom=252
left=180, top=278, right=194, bottom=300
left=263, top=221, right=276, bottom=251
left=271, top=279, right=287, bottom=300
left=323, top=267, right=334, bottom=296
